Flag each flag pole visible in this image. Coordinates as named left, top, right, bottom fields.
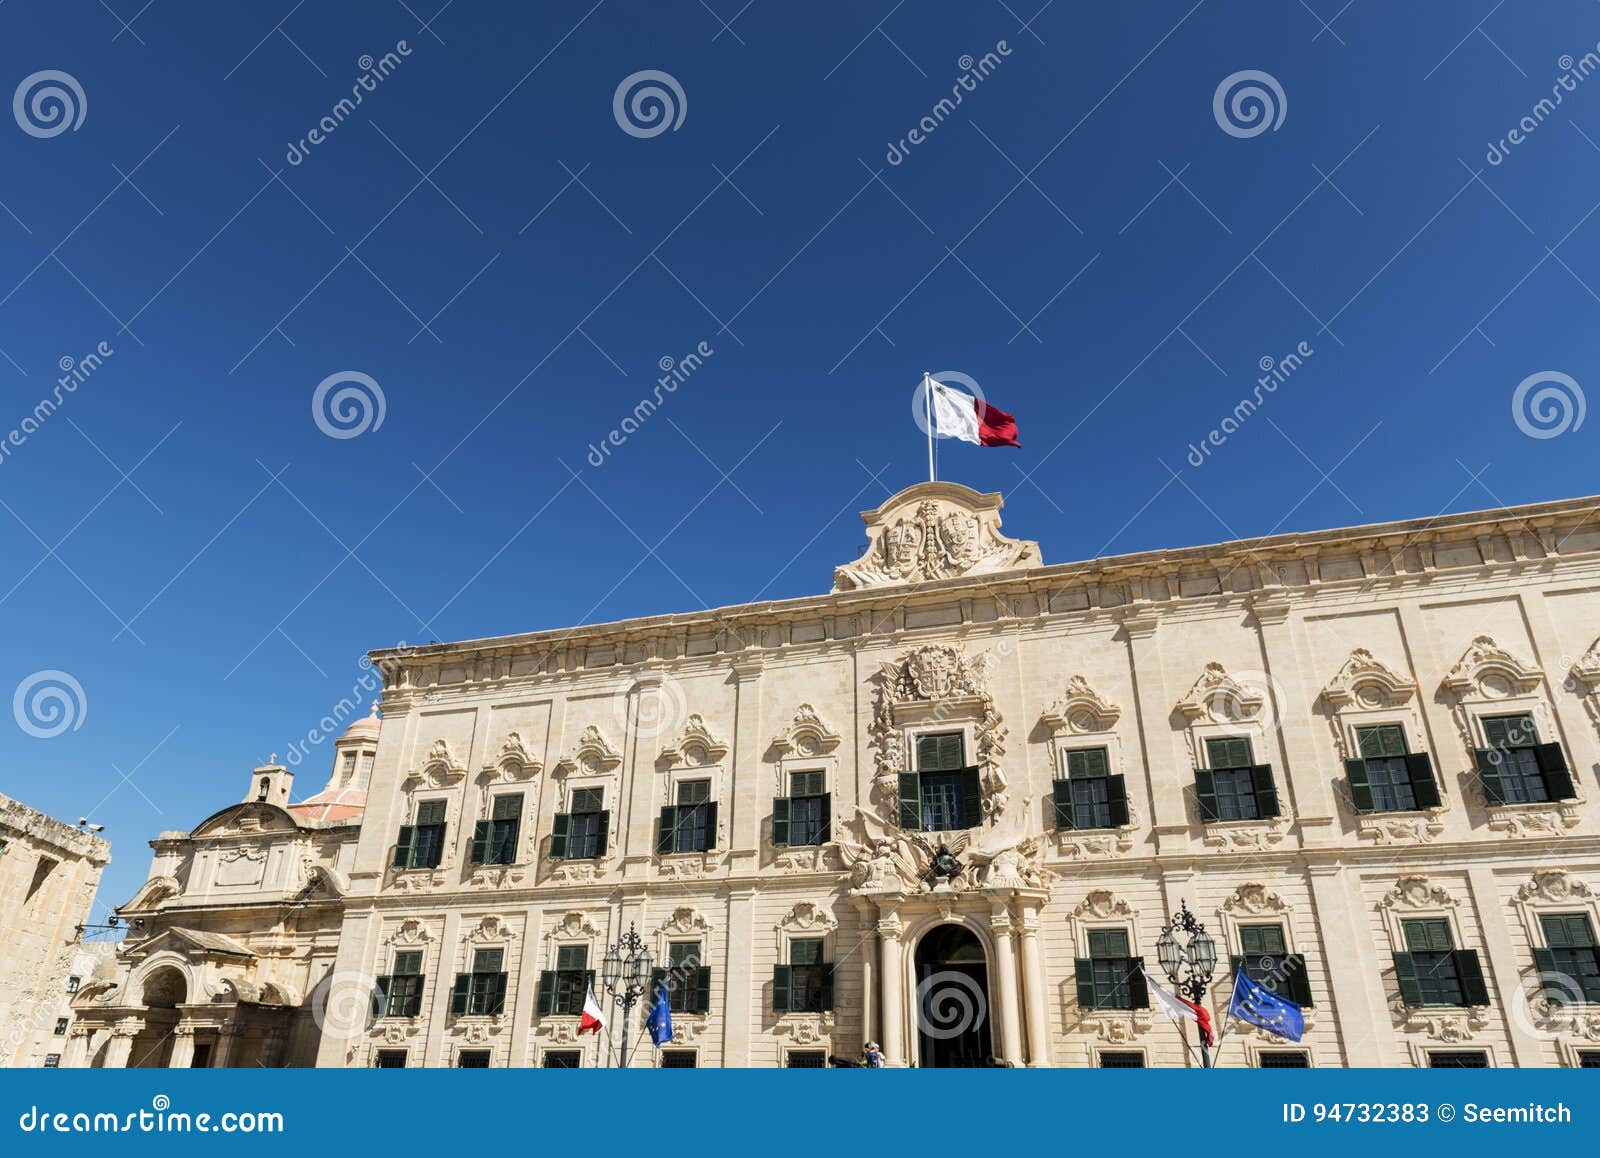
left=923, top=372, right=935, bottom=482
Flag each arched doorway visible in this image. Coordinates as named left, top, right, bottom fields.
left=131, top=966, right=187, bottom=1068
left=913, top=924, right=992, bottom=1068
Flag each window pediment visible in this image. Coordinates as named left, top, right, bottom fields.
left=658, top=714, right=729, bottom=768
left=1321, top=648, right=1417, bottom=709
left=1040, top=675, right=1121, bottom=734
left=555, top=726, right=622, bottom=777
left=1442, top=635, right=1543, bottom=698
left=407, top=738, right=468, bottom=787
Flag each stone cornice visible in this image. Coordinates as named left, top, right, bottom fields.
left=369, top=493, right=1600, bottom=684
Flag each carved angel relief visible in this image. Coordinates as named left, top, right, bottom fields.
left=832, top=482, right=1042, bottom=591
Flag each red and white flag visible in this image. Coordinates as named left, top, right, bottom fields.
left=578, top=985, right=607, bottom=1035
left=927, top=376, right=1020, bottom=448
left=1143, top=969, right=1215, bottom=1046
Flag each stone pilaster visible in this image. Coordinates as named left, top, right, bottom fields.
left=989, top=902, right=1024, bottom=1065
left=877, top=910, right=906, bottom=1066
left=1017, top=899, right=1051, bottom=1066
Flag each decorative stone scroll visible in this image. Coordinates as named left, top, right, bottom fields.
left=832, top=482, right=1041, bottom=591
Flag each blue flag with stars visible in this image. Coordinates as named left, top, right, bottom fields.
left=1228, top=970, right=1304, bottom=1042
left=646, top=987, right=673, bottom=1047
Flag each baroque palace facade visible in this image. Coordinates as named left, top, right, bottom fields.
left=70, top=482, right=1600, bottom=1067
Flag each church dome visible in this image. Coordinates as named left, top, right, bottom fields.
left=338, top=703, right=381, bottom=743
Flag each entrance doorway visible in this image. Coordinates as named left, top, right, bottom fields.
left=914, top=924, right=992, bottom=1068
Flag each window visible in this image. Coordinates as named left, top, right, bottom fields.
left=471, top=794, right=522, bottom=865
left=1195, top=737, right=1279, bottom=822
left=340, top=751, right=357, bottom=785
left=456, top=1050, right=491, bottom=1068
left=1077, top=928, right=1148, bottom=1012
left=773, top=770, right=830, bottom=847
left=374, top=1050, right=408, bottom=1068
left=1577, top=1050, right=1600, bottom=1068
left=52, top=1018, right=67, bottom=1036
left=393, top=800, right=447, bottom=869
left=774, top=937, right=833, bottom=1013
left=1393, top=919, right=1489, bottom=1007
left=1259, top=1050, right=1310, bottom=1067
left=1346, top=725, right=1440, bottom=813
left=552, top=787, right=609, bottom=861
left=1429, top=1051, right=1488, bottom=1068
left=1052, top=747, right=1129, bottom=831
left=538, top=945, right=593, bottom=1017
left=450, top=947, right=508, bottom=1017
left=787, top=1051, right=827, bottom=1068
left=1098, top=1051, right=1144, bottom=1068
left=377, top=950, right=425, bottom=1018
left=65, top=977, right=80, bottom=994
left=42, top=1054, right=60, bottom=1068
left=660, top=1050, right=697, bottom=1068
left=652, top=941, right=712, bottom=1014
left=1476, top=714, right=1576, bottom=805
left=898, top=733, right=981, bottom=832
left=542, top=1050, right=581, bottom=1068
left=1232, top=924, right=1313, bottom=1007
left=1536, top=913, right=1600, bottom=1004
left=658, top=779, right=717, bottom=854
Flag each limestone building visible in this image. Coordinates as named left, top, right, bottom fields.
left=0, top=792, right=110, bottom=1067
left=90, top=484, right=1600, bottom=1066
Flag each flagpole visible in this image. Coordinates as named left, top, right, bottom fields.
left=923, top=372, right=935, bottom=483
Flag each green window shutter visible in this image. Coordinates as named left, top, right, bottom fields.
left=1126, top=957, right=1149, bottom=1008
left=1344, top=758, right=1374, bottom=812
left=1406, top=753, right=1442, bottom=809
left=469, top=820, right=490, bottom=865
left=1392, top=952, right=1423, bottom=1006
left=1194, top=769, right=1218, bottom=822
left=1251, top=765, right=1280, bottom=818
left=487, top=973, right=507, bottom=1016
left=594, top=810, right=610, bottom=857
left=694, top=966, right=712, bottom=1014
left=818, top=793, right=831, bottom=844
left=898, top=772, right=922, bottom=829
left=703, top=801, right=718, bottom=849
left=1230, top=954, right=1245, bottom=980
left=919, top=732, right=964, bottom=771
left=1473, top=749, right=1507, bottom=804
left=1534, top=743, right=1577, bottom=800
left=771, top=796, right=791, bottom=847
left=650, top=967, right=667, bottom=1006
left=536, top=970, right=556, bottom=1017
left=1454, top=950, right=1490, bottom=1006
left=1533, top=948, right=1560, bottom=1000
left=657, top=806, right=677, bottom=854
left=392, top=826, right=414, bottom=867
left=549, top=812, right=570, bottom=860
left=772, top=964, right=792, bottom=1013
left=421, top=824, right=445, bottom=868
left=1052, top=780, right=1074, bottom=830
left=1105, top=775, right=1130, bottom=827
left=374, top=975, right=393, bottom=1016
left=450, top=973, right=471, bottom=1016
left=1283, top=954, right=1313, bottom=1006
left=959, top=766, right=983, bottom=828
left=819, top=963, right=835, bottom=1011
left=1075, top=958, right=1098, bottom=1010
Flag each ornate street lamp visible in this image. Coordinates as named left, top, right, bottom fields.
left=1156, top=900, right=1218, bottom=1067
left=600, top=922, right=653, bottom=1067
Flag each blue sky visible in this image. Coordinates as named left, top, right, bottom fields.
left=2, top=1, right=1597, bottom=914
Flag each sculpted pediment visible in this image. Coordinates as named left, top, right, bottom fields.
left=833, top=482, right=1041, bottom=592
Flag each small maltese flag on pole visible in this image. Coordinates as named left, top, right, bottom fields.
left=578, top=985, right=606, bottom=1035
left=925, top=374, right=1020, bottom=449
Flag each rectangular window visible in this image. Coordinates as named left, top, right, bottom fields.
left=42, top=1054, right=60, bottom=1068
left=1394, top=919, right=1490, bottom=1007
left=455, top=947, right=508, bottom=1016
left=660, top=779, right=715, bottom=854
left=1355, top=725, right=1418, bottom=812
left=540, top=945, right=591, bottom=1016
left=787, top=1050, right=827, bottom=1068
left=53, top=1018, right=67, bottom=1036
left=917, top=732, right=966, bottom=771
left=1052, top=747, right=1128, bottom=832
left=920, top=770, right=969, bottom=830
left=381, top=949, right=425, bottom=1018
left=1206, top=736, right=1253, bottom=770
left=779, top=770, right=829, bottom=848
left=659, top=1050, right=697, bottom=1068
left=456, top=1050, right=491, bottom=1068
left=1429, top=1051, right=1488, bottom=1068
left=1079, top=928, right=1146, bottom=1012
left=65, top=977, right=79, bottom=995
left=471, top=793, right=522, bottom=865
left=340, top=751, right=357, bottom=784
left=1258, top=1050, right=1310, bottom=1068
left=1537, top=913, right=1600, bottom=1005
left=374, top=1050, right=408, bottom=1068
left=1483, top=714, right=1549, bottom=803
left=655, top=941, right=710, bottom=1014
left=1578, top=1050, right=1600, bottom=1068
left=1098, top=1051, right=1144, bottom=1068
left=556, top=787, right=609, bottom=861
left=1196, top=739, right=1278, bottom=823
left=395, top=800, right=448, bottom=869
left=542, top=1050, right=581, bottom=1068
left=898, top=735, right=979, bottom=832
left=1233, top=923, right=1313, bottom=1006
left=779, top=937, right=833, bottom=1014
left=1212, top=766, right=1261, bottom=821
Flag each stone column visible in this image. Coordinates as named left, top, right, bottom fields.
left=1306, top=864, right=1391, bottom=1065
left=104, top=1019, right=141, bottom=1069
left=210, top=1024, right=238, bottom=1069
left=166, top=1025, right=196, bottom=1069
left=854, top=901, right=877, bottom=1049
left=876, top=911, right=906, bottom=1066
left=1120, top=610, right=1188, bottom=853
left=1017, top=900, right=1052, bottom=1066
left=989, top=903, right=1024, bottom=1066
left=62, top=1026, right=92, bottom=1068
left=721, top=887, right=757, bottom=1065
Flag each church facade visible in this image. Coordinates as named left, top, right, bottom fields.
left=86, top=483, right=1600, bottom=1067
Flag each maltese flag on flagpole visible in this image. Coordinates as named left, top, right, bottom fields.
left=927, top=375, right=1020, bottom=448
left=578, top=985, right=606, bottom=1035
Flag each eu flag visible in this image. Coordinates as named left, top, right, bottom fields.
left=646, top=988, right=673, bottom=1047
left=1228, top=970, right=1304, bottom=1042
